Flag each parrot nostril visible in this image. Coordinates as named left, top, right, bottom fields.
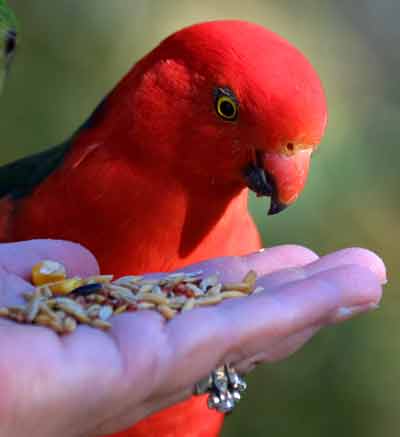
left=283, top=142, right=302, bottom=156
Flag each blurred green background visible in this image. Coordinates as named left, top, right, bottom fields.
left=3, top=0, right=398, bottom=435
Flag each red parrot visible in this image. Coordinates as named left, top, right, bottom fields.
left=0, top=20, right=327, bottom=437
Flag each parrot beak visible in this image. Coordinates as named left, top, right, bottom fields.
left=243, top=148, right=312, bottom=215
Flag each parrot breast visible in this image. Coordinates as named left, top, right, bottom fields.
left=0, top=18, right=328, bottom=437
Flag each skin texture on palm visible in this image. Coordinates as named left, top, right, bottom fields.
left=0, top=240, right=385, bottom=437
left=0, top=0, right=17, bottom=93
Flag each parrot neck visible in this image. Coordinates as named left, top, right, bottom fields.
left=87, top=159, right=261, bottom=274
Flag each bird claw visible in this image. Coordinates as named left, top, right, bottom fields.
left=194, top=364, right=247, bottom=414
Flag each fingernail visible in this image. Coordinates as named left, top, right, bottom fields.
left=332, top=303, right=380, bottom=324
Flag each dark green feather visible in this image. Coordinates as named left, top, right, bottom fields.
left=0, top=140, right=71, bottom=199
left=0, top=96, right=107, bottom=200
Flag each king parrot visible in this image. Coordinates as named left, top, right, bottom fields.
left=0, top=20, right=327, bottom=437
left=0, top=0, right=17, bottom=94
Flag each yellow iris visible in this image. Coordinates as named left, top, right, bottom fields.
left=216, top=95, right=238, bottom=120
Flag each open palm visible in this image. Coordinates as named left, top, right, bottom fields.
left=0, top=240, right=385, bottom=437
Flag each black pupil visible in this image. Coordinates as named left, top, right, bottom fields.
left=220, top=100, right=235, bottom=117
left=5, top=30, right=16, bottom=56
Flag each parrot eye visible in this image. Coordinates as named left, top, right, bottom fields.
left=214, top=87, right=238, bottom=121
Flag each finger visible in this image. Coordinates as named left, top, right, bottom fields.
left=243, top=245, right=319, bottom=276
left=0, top=239, right=99, bottom=279
left=235, top=325, right=321, bottom=373
left=159, top=263, right=381, bottom=392
left=304, top=248, right=387, bottom=284
left=259, top=247, right=387, bottom=291
left=223, top=264, right=382, bottom=362
left=172, top=245, right=319, bottom=282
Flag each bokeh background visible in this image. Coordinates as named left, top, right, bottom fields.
left=3, top=1, right=398, bottom=435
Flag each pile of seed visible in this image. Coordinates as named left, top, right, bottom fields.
left=0, top=260, right=263, bottom=335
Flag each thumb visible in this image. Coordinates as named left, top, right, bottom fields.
left=0, top=239, right=99, bottom=279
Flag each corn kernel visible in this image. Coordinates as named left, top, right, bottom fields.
left=32, top=260, right=67, bottom=286
left=48, top=278, right=82, bottom=296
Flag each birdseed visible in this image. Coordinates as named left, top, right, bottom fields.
left=0, top=263, right=263, bottom=335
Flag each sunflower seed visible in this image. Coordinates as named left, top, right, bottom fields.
left=71, top=283, right=103, bottom=296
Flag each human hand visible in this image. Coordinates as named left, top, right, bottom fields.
left=0, top=240, right=385, bottom=437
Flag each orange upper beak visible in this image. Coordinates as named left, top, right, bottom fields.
left=262, top=148, right=312, bottom=214
left=243, top=148, right=312, bottom=215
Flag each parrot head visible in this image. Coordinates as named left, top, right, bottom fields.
left=104, top=20, right=327, bottom=215
left=0, top=0, right=17, bottom=92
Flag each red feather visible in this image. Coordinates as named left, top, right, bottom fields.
left=0, top=20, right=327, bottom=436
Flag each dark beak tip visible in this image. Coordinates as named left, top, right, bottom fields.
left=243, top=164, right=273, bottom=198
left=242, top=162, right=288, bottom=215
left=268, top=199, right=288, bottom=215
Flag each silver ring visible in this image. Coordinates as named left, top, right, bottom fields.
left=194, top=364, right=247, bottom=414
